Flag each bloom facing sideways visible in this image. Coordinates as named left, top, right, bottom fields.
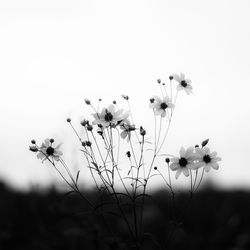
left=149, top=95, right=174, bottom=117
left=92, top=104, right=129, bottom=128
left=173, top=72, right=192, bottom=95
left=36, top=138, right=63, bottom=162
left=170, top=147, right=197, bottom=179
left=195, top=146, right=221, bottom=172
left=120, top=121, right=136, bottom=141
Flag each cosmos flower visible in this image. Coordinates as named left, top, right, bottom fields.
left=120, top=121, right=136, bottom=141
left=173, top=73, right=192, bottom=95
left=36, top=139, right=63, bottom=162
left=195, top=146, right=221, bottom=172
left=169, top=146, right=197, bottom=179
left=149, top=96, right=174, bottom=117
left=92, top=104, right=129, bottom=128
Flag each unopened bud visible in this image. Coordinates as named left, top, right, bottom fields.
left=80, top=119, right=88, bottom=126
left=87, top=125, right=93, bottom=131
left=150, top=98, right=155, bottom=103
left=66, top=118, right=71, bottom=123
left=84, top=98, right=91, bottom=105
left=31, top=140, right=36, bottom=144
left=169, top=75, right=173, bottom=80
left=29, top=146, right=38, bottom=152
left=140, top=126, right=146, bottom=136
left=121, top=94, right=129, bottom=100
left=50, top=138, right=54, bottom=143
left=165, top=158, right=170, bottom=163
left=126, top=151, right=131, bottom=158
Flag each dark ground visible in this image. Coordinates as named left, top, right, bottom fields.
left=0, top=182, right=250, bottom=250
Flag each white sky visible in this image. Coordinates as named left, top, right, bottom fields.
left=1, top=0, right=250, bottom=191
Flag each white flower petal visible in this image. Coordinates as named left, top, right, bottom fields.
left=170, top=163, right=179, bottom=170
left=179, top=147, right=185, bottom=157
left=175, top=169, right=182, bottom=179
left=211, top=162, right=219, bottom=170
left=204, top=165, right=211, bottom=172
left=182, top=168, right=190, bottom=177
left=171, top=157, right=179, bottom=163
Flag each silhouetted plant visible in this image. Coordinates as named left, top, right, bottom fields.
left=30, top=73, right=221, bottom=249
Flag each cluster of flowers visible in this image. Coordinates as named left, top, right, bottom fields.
left=169, top=143, right=221, bottom=179
left=29, top=72, right=221, bottom=182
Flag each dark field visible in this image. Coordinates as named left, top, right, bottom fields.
left=1, top=183, right=250, bottom=250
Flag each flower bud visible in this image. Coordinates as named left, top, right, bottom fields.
left=66, top=118, right=71, bottom=123
left=140, top=126, right=146, bottom=136
left=154, top=166, right=158, bottom=170
left=80, top=119, right=88, bottom=127
left=84, top=98, right=91, bottom=105
left=157, top=79, right=161, bottom=84
left=50, top=138, right=54, bottom=143
left=86, top=141, right=92, bottom=147
left=126, top=151, right=131, bottom=158
left=31, top=140, right=36, bottom=144
left=201, top=139, right=209, bottom=147
left=81, top=141, right=86, bottom=147
left=165, top=158, right=170, bottom=163
left=29, top=146, right=38, bottom=152
left=113, top=100, right=116, bottom=104
left=87, top=124, right=93, bottom=131
left=150, top=98, right=155, bottom=103
left=169, top=75, right=173, bottom=80
left=121, top=94, right=129, bottom=100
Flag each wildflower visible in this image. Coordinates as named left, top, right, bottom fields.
left=195, top=147, right=221, bottom=172
left=36, top=138, right=63, bottom=162
left=173, top=73, right=192, bottom=95
left=169, top=147, right=197, bottom=179
left=120, top=121, right=136, bottom=141
left=149, top=95, right=174, bottom=117
left=92, top=104, right=129, bottom=128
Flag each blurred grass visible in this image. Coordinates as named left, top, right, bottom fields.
left=0, top=182, right=250, bottom=250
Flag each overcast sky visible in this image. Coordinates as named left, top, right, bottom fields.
left=1, top=0, right=250, bottom=191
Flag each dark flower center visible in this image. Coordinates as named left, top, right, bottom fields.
left=203, top=154, right=211, bottom=163
left=46, top=146, right=54, bottom=156
left=179, top=157, right=188, bottom=167
left=160, top=102, right=168, bottom=110
left=104, top=111, right=113, bottom=122
left=181, top=80, right=187, bottom=87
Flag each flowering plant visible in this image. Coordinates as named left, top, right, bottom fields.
left=30, top=73, right=221, bottom=249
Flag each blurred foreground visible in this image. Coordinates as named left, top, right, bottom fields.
left=0, top=183, right=250, bottom=250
